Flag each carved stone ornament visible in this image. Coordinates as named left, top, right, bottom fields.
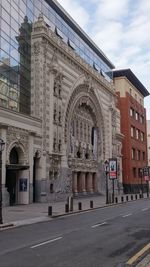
left=84, top=74, right=93, bottom=93
left=34, top=149, right=42, bottom=158
left=48, top=50, right=59, bottom=74
left=33, top=41, right=40, bottom=55
left=32, top=13, right=48, bottom=34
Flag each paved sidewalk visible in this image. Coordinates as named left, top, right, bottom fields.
left=2, top=194, right=107, bottom=227
left=136, top=254, right=150, bottom=267
left=1, top=193, right=149, bottom=227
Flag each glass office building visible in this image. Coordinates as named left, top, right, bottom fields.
left=0, top=0, right=114, bottom=115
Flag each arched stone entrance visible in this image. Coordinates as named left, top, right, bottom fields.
left=65, top=83, right=104, bottom=196
left=6, top=145, right=29, bottom=205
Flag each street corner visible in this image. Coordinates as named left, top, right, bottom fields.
left=135, top=253, right=150, bottom=267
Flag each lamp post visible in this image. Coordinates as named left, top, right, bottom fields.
left=0, top=138, right=5, bottom=224
left=104, top=160, right=109, bottom=204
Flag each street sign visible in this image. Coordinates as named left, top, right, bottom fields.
left=142, top=166, right=150, bottom=181
left=109, top=158, right=117, bottom=179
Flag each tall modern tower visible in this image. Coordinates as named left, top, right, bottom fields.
left=0, top=0, right=114, bottom=115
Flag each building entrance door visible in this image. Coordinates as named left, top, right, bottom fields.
left=6, top=170, right=17, bottom=206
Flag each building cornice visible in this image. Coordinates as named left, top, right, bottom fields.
left=0, top=107, right=42, bottom=133
left=113, top=69, right=149, bottom=97
left=32, top=22, right=116, bottom=96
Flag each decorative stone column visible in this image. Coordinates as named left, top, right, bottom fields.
left=82, top=172, right=86, bottom=194
left=73, top=172, right=78, bottom=195
left=87, top=172, right=93, bottom=193
left=93, top=172, right=98, bottom=192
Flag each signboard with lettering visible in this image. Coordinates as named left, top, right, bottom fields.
left=142, top=167, right=150, bottom=181
left=109, top=158, right=117, bottom=179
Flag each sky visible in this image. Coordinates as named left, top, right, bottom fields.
left=57, top=0, right=150, bottom=120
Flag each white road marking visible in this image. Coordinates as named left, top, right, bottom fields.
left=142, top=208, right=149, bottom=211
left=91, top=222, right=107, bottom=228
left=122, top=213, right=132, bottom=218
left=31, top=237, right=63, bottom=249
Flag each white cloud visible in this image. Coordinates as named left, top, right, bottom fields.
left=92, top=21, right=123, bottom=55
left=56, top=0, right=150, bottom=118
left=95, top=0, right=130, bottom=20
left=56, top=0, right=90, bottom=30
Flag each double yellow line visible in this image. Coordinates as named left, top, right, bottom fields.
left=127, top=243, right=150, bottom=265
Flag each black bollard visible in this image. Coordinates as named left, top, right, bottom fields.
left=135, top=194, right=137, bottom=200
left=126, top=196, right=128, bottom=202
left=65, top=203, right=69, bottom=213
left=70, top=196, right=74, bottom=212
left=78, top=202, right=82, bottom=210
left=48, top=206, right=52, bottom=216
left=90, top=200, right=93, bottom=208
left=115, top=197, right=118, bottom=203
left=131, top=195, right=133, bottom=201
left=121, top=196, right=124, bottom=202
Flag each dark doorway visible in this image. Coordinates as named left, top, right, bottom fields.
left=6, top=170, right=17, bottom=206
left=33, top=153, right=39, bottom=203
left=5, top=147, right=19, bottom=205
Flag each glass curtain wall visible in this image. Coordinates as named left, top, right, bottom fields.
left=0, top=0, right=112, bottom=115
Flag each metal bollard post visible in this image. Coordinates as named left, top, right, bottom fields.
left=90, top=200, right=93, bottom=208
left=121, top=196, right=124, bottom=202
left=135, top=194, right=137, bottom=200
left=126, top=196, right=128, bottom=202
left=70, top=196, right=73, bottom=211
left=131, top=195, right=133, bottom=201
left=65, top=203, right=69, bottom=213
left=78, top=202, right=82, bottom=210
left=48, top=206, right=52, bottom=216
left=115, top=197, right=118, bottom=203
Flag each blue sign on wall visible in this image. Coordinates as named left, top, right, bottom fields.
left=19, top=178, right=27, bottom=192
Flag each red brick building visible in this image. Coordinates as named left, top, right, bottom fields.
left=113, top=69, right=149, bottom=193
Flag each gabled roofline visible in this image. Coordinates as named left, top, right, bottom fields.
left=113, top=69, right=149, bottom=97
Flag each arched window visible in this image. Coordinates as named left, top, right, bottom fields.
left=9, top=147, right=19, bottom=164
left=91, top=127, right=95, bottom=145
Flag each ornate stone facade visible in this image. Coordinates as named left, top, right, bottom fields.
left=0, top=14, right=123, bottom=206
left=30, top=15, right=123, bottom=201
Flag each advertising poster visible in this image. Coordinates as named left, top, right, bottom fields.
left=109, top=158, right=117, bottom=179
left=143, top=167, right=150, bottom=181
left=19, top=178, right=27, bottom=192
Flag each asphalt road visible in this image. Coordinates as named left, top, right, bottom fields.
left=0, top=198, right=150, bottom=267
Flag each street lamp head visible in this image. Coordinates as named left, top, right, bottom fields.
left=104, top=160, right=109, bottom=167
left=0, top=139, right=5, bottom=152
left=104, top=160, right=109, bottom=173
